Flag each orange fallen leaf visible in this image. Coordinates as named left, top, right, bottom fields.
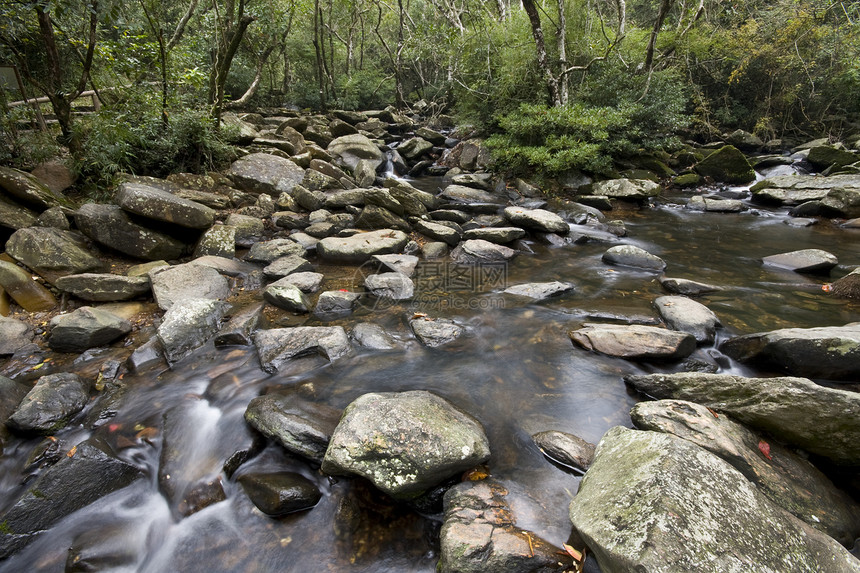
left=461, top=465, right=490, bottom=481
left=66, top=445, right=77, bottom=458
left=822, top=284, right=833, bottom=292
left=706, top=407, right=719, bottom=418
left=562, top=543, right=583, bottom=562
left=758, top=439, right=772, bottom=460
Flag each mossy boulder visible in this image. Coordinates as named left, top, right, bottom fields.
left=695, top=145, right=756, bottom=184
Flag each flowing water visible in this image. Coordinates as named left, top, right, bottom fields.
left=1, top=180, right=858, bottom=572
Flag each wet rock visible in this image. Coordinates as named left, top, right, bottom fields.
left=262, top=254, right=313, bottom=279
left=654, top=295, right=719, bottom=344
left=229, top=152, right=306, bottom=195
left=532, top=430, right=595, bottom=472
left=225, top=213, right=266, bottom=247
left=264, top=280, right=311, bottom=312
left=150, top=263, right=230, bottom=311
left=244, top=393, right=341, bottom=463
left=55, top=273, right=151, bottom=302
left=244, top=238, right=305, bottom=264
left=725, top=129, right=764, bottom=152
left=461, top=226, right=525, bottom=244
left=762, top=248, right=838, bottom=274
left=0, top=436, right=142, bottom=559
left=694, top=145, right=756, bottom=184
left=831, top=268, right=860, bottom=299
left=7, top=227, right=103, bottom=282
left=48, top=306, right=132, bottom=352
left=0, top=259, right=57, bottom=311
left=440, top=184, right=501, bottom=204
left=0, top=165, right=68, bottom=210
left=398, top=137, right=433, bottom=160
left=365, top=272, right=414, bottom=300
left=188, top=256, right=259, bottom=281
left=115, top=182, right=215, bottom=229
left=64, top=520, right=143, bottom=572
left=503, top=206, right=569, bottom=235
left=254, top=326, right=352, bottom=373
left=314, top=290, right=361, bottom=316
left=0, top=195, right=38, bottom=230
left=504, top=281, right=574, bottom=300
left=570, top=323, right=696, bottom=361
left=214, top=302, right=263, bottom=347
left=450, top=239, right=517, bottom=264
left=807, top=145, right=859, bottom=171
left=0, top=316, right=31, bottom=355
left=238, top=472, right=321, bottom=516
left=274, top=271, right=324, bottom=293
left=194, top=224, right=236, bottom=258
left=351, top=322, right=397, bottom=349
left=751, top=174, right=860, bottom=216
left=410, top=316, right=464, bottom=347
left=322, top=390, right=490, bottom=499
left=591, top=178, right=661, bottom=201
left=413, top=219, right=461, bottom=246
left=660, top=276, right=721, bottom=296
left=569, top=427, right=859, bottom=573
left=422, top=241, right=448, bottom=259
left=385, top=181, right=434, bottom=216
left=328, top=134, right=384, bottom=171
left=157, top=298, right=229, bottom=363
left=686, top=195, right=746, bottom=212
left=6, top=373, right=90, bottom=435
left=317, top=229, right=409, bottom=263
left=720, top=323, right=860, bottom=380
left=602, top=244, right=666, bottom=271
left=623, top=372, right=860, bottom=465
left=75, top=203, right=185, bottom=261
left=631, top=399, right=860, bottom=545
left=372, top=254, right=419, bottom=276
left=439, top=479, right=567, bottom=573
left=355, top=204, right=411, bottom=231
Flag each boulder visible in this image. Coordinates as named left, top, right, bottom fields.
left=0, top=436, right=142, bottom=559
left=570, top=323, right=696, bottom=361
left=228, top=152, right=306, bottom=195
left=0, top=260, right=56, bottom=311
left=262, top=254, right=313, bottom=279
left=6, top=227, right=103, bottom=282
left=75, top=203, right=185, bottom=261
left=327, top=134, right=384, bottom=171
left=244, top=392, right=341, bottom=463
left=831, top=268, right=860, bottom=299
left=0, top=165, right=68, bottom=210
left=631, top=399, right=860, bottom=545
left=504, top=281, right=575, bottom=300
left=720, top=323, right=860, bottom=380
left=602, top=244, right=666, bottom=271
left=461, top=227, right=525, bottom=244
left=115, top=182, right=215, bottom=229
left=0, top=195, right=38, bottom=230
left=591, top=178, right=661, bottom=201
left=365, top=272, right=414, bottom=300
left=48, top=306, right=132, bottom=352
left=654, top=295, right=720, bottom=344
left=263, top=280, right=311, bottom=313
left=30, top=160, right=75, bottom=194
left=55, top=273, right=151, bottom=302
left=503, top=206, right=569, bottom=234
left=686, top=196, right=746, bottom=212
left=751, top=174, right=860, bottom=215
left=193, top=224, right=236, bottom=258
left=532, top=430, right=595, bottom=472
left=725, top=129, right=764, bottom=152
left=569, top=427, right=859, bottom=573
left=623, top=372, right=860, bottom=465
left=0, top=316, right=31, bottom=355
left=450, top=239, right=517, bottom=264
left=150, top=263, right=230, bottom=311
left=254, top=326, right=351, bottom=373
left=372, top=254, right=419, bottom=276
left=214, top=302, right=263, bottom=347
left=6, top=373, right=90, bottom=435
left=398, top=137, right=433, bottom=160
left=807, top=145, right=859, bottom=171
left=313, top=290, right=361, bottom=316
left=321, top=390, right=491, bottom=499
left=244, top=238, right=304, bottom=264
left=224, top=213, right=265, bottom=247
left=660, top=277, right=721, bottom=296
left=274, top=271, right=324, bottom=293
left=410, top=316, right=464, bottom=347
left=351, top=322, right=397, bottom=349
left=439, top=480, right=567, bottom=573
left=238, top=472, right=321, bottom=516
left=440, top=184, right=501, bottom=205
left=694, top=145, right=756, bottom=184
left=762, top=248, right=838, bottom=274
left=355, top=204, right=411, bottom=231
left=157, top=298, right=229, bottom=363
left=221, top=112, right=259, bottom=143
left=317, top=229, right=409, bottom=263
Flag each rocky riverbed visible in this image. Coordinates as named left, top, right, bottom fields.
left=0, top=108, right=859, bottom=572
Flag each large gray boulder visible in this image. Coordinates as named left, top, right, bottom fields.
left=237, top=472, right=321, bottom=516
left=245, top=238, right=305, bottom=264
left=157, top=298, right=229, bottom=363
left=503, top=206, right=569, bottom=234
left=623, top=372, right=860, bottom=465
left=720, top=323, right=860, bottom=380
left=413, top=219, right=461, bottom=246
left=0, top=195, right=38, bottom=230
left=441, top=184, right=502, bottom=205
left=631, top=399, right=860, bottom=545
left=6, top=227, right=103, bottom=281
left=751, top=174, right=860, bottom=217
left=0, top=316, right=32, bottom=355
left=504, top=281, right=575, bottom=301
left=450, top=239, right=517, bottom=264
left=654, top=295, right=720, bottom=344
left=570, top=323, right=696, bottom=361
left=365, top=272, right=414, bottom=300
left=439, top=480, right=567, bottom=573
left=263, top=280, right=311, bottom=312
left=0, top=259, right=57, bottom=311
left=48, top=306, right=132, bottom=352
left=254, top=326, right=351, bottom=373
left=591, top=178, right=661, bottom=201
left=694, top=145, right=756, bottom=184
left=6, top=373, right=90, bottom=435
left=229, top=152, right=306, bottom=195
left=244, top=393, right=341, bottom=463
left=0, top=165, right=68, bottom=210
left=55, top=273, right=151, bottom=302
left=355, top=204, right=411, bottom=231
left=602, top=245, right=666, bottom=271
left=317, top=229, right=409, bottom=263
left=462, top=226, right=526, bottom=244
left=115, top=182, right=215, bottom=229
left=327, top=134, right=384, bottom=171
left=762, top=249, right=838, bottom=274
left=410, top=316, right=464, bottom=347
left=149, top=263, right=230, bottom=311
left=569, top=427, right=860, bottom=573
left=75, top=203, right=185, bottom=261
left=322, top=391, right=491, bottom=499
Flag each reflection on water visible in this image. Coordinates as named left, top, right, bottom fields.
left=1, top=189, right=858, bottom=572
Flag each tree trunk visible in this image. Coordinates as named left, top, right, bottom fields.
left=225, top=45, right=274, bottom=109
left=522, top=0, right=560, bottom=106
left=313, top=0, right=327, bottom=110
left=644, top=0, right=672, bottom=72
left=209, top=0, right=255, bottom=123
left=556, top=0, right=568, bottom=105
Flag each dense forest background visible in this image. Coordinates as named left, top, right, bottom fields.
left=1, top=0, right=858, bottom=184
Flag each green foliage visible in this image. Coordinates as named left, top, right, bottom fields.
left=336, top=69, right=396, bottom=111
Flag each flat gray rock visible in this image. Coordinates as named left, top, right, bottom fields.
left=687, top=196, right=746, bottom=212
left=0, top=165, right=68, bottom=210
left=0, top=195, right=38, bottom=230
left=461, top=226, right=526, bottom=244
left=263, top=281, right=311, bottom=313
left=450, top=239, right=516, bottom=264
left=503, top=206, right=569, bottom=234
left=591, top=178, right=661, bottom=200
left=76, top=203, right=185, bottom=261
left=317, top=229, right=409, bottom=263
left=654, top=295, right=720, bottom=344
left=225, top=213, right=265, bottom=247
left=410, top=316, right=464, bottom=347
left=244, top=238, right=305, bottom=264
left=313, top=290, right=361, bottom=316
left=48, top=306, right=132, bottom=352
left=569, top=427, right=859, bottom=573
left=762, top=248, right=838, bottom=274
left=273, top=271, right=323, bottom=293
left=440, top=184, right=502, bottom=204
left=321, top=390, right=490, bottom=499
left=623, top=372, right=860, bottom=465
left=365, top=272, right=414, bottom=300
left=150, top=263, right=230, bottom=311
left=602, top=244, right=666, bottom=271
left=327, top=134, right=384, bottom=171
left=115, top=182, right=215, bottom=229
left=660, top=277, right=721, bottom=296
left=254, top=327, right=352, bottom=373
left=55, top=273, right=151, bottom=302
left=351, top=322, right=397, bottom=349
left=0, top=317, right=32, bottom=355
left=570, top=323, right=696, bottom=361
left=262, top=254, right=313, bottom=279
left=229, top=152, right=306, bottom=195
left=6, top=373, right=90, bottom=435
left=413, top=219, right=462, bottom=246
left=7, top=227, right=104, bottom=281
left=503, top=281, right=574, bottom=300
left=157, top=298, right=229, bottom=363
left=372, top=254, right=419, bottom=276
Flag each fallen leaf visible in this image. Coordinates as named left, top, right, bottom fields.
left=462, top=465, right=490, bottom=481
left=822, top=284, right=833, bottom=292
left=758, top=439, right=772, bottom=460
left=66, top=445, right=77, bottom=458
left=562, top=543, right=583, bottom=562
left=706, top=407, right=719, bottom=418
